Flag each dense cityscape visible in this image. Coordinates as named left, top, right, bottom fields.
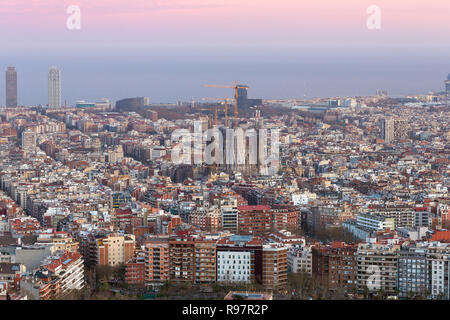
left=0, top=65, right=448, bottom=301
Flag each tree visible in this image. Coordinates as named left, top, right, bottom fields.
left=287, top=271, right=330, bottom=300
left=113, top=264, right=126, bottom=283
left=100, top=275, right=111, bottom=292
left=362, top=286, right=369, bottom=300
left=157, top=280, right=173, bottom=299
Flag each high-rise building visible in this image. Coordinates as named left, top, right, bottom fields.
left=445, top=73, right=450, bottom=107
left=381, top=118, right=408, bottom=143
left=21, top=130, right=36, bottom=149
left=312, top=242, right=358, bottom=292
left=356, top=242, right=399, bottom=296
left=145, top=238, right=170, bottom=283
left=48, top=66, right=61, bottom=108
left=381, top=118, right=394, bottom=143
left=167, top=236, right=217, bottom=284
left=427, top=242, right=450, bottom=299
left=97, top=234, right=136, bottom=266
left=5, top=67, right=17, bottom=107
left=220, top=199, right=239, bottom=233
left=398, top=243, right=428, bottom=299
left=193, top=239, right=217, bottom=284
left=237, top=85, right=248, bottom=110
left=262, top=243, right=288, bottom=290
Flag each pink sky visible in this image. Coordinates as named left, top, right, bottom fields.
left=1, top=0, right=449, bottom=49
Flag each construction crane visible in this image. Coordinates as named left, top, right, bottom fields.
left=204, top=81, right=248, bottom=127
left=200, top=97, right=233, bottom=127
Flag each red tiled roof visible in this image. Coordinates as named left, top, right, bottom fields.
left=238, top=205, right=271, bottom=211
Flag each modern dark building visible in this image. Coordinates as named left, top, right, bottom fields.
left=237, top=85, right=248, bottom=110
left=5, top=67, right=17, bottom=107
left=247, top=98, right=263, bottom=107
left=115, top=97, right=149, bottom=111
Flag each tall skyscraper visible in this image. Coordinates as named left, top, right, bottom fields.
left=237, top=85, right=248, bottom=110
left=48, top=66, right=61, bottom=108
left=5, top=67, right=17, bottom=107
left=381, top=118, right=393, bottom=143
left=446, top=73, right=450, bottom=107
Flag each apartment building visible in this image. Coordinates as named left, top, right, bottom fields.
left=41, top=251, right=85, bottom=296
left=287, top=245, right=313, bottom=275
left=145, top=238, right=170, bottom=283
left=357, top=213, right=395, bottom=232
left=398, top=243, right=428, bottom=299
left=217, top=251, right=252, bottom=283
left=238, top=205, right=272, bottom=236
left=125, top=256, right=146, bottom=285
left=194, top=239, right=217, bottom=284
left=168, top=237, right=196, bottom=282
left=36, top=230, right=79, bottom=253
left=371, top=206, right=416, bottom=228
left=427, top=242, right=450, bottom=299
left=270, top=204, right=300, bottom=233
left=78, top=233, right=100, bottom=267
left=0, top=263, right=24, bottom=292
left=217, top=235, right=263, bottom=285
left=262, top=243, right=288, bottom=290
left=312, top=242, right=357, bottom=291
left=21, top=251, right=84, bottom=300
left=189, top=207, right=221, bottom=232
left=221, top=204, right=238, bottom=234
left=168, top=236, right=217, bottom=284
left=97, top=234, right=136, bottom=266
left=21, top=270, right=61, bottom=300
left=356, top=242, right=399, bottom=295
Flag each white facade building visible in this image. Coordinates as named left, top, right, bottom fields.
left=357, top=213, right=395, bottom=231
left=217, top=251, right=251, bottom=283
left=427, top=242, right=450, bottom=299
left=221, top=204, right=239, bottom=234
left=287, top=245, right=312, bottom=275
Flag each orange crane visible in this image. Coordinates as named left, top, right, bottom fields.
left=201, top=97, right=233, bottom=127
left=204, top=81, right=248, bottom=127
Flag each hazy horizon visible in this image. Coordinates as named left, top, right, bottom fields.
left=1, top=0, right=449, bottom=105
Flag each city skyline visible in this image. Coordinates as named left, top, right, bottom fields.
left=1, top=0, right=450, bottom=306
left=0, top=0, right=449, bottom=105
left=0, top=60, right=449, bottom=107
